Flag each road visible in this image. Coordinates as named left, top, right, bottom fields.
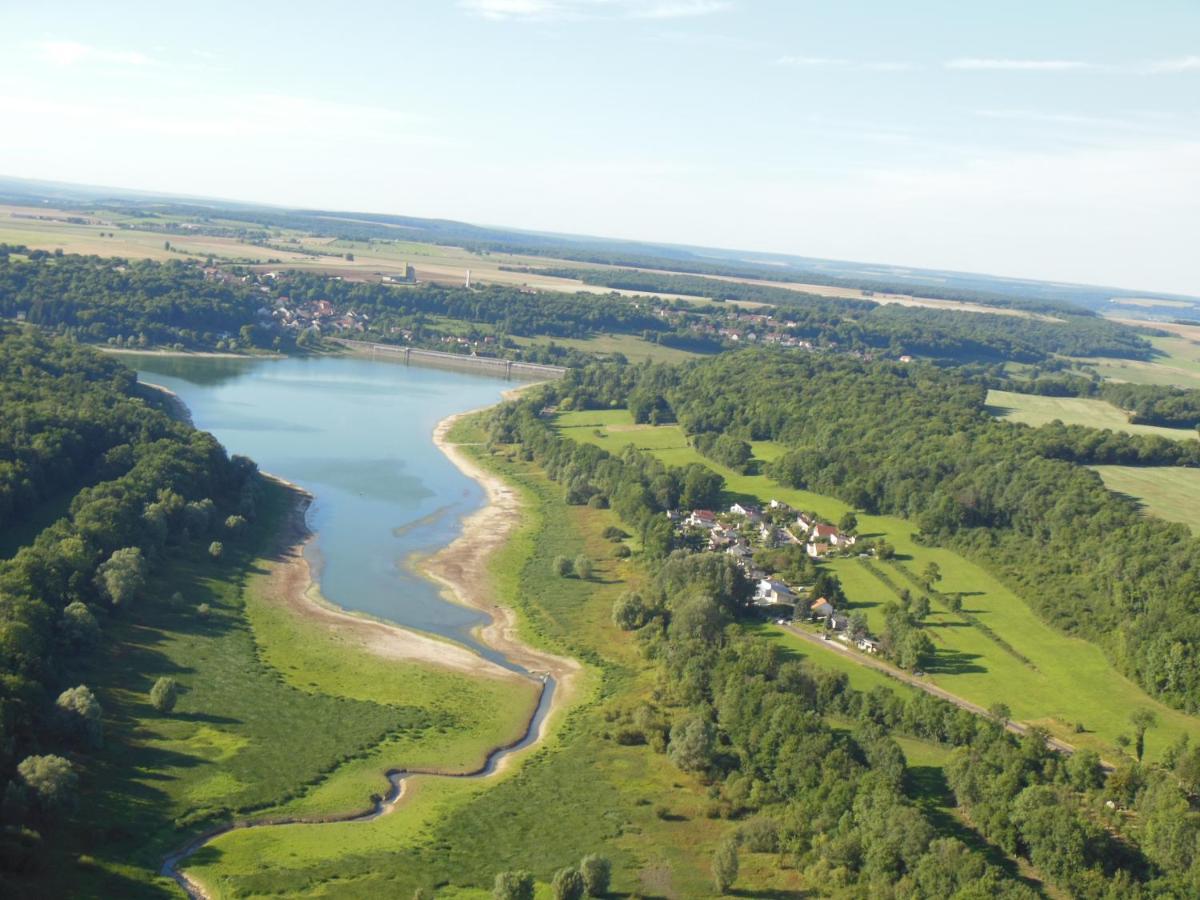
left=779, top=623, right=1082, bottom=757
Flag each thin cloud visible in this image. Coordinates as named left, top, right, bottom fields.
left=1146, top=56, right=1200, bottom=73
left=34, top=40, right=154, bottom=66
left=946, top=58, right=1092, bottom=71
left=459, top=0, right=730, bottom=21
left=776, top=55, right=914, bottom=72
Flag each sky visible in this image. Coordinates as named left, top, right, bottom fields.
left=0, top=0, right=1197, bottom=294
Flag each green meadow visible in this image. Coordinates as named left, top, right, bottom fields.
left=555, top=409, right=1200, bottom=764
left=1079, top=335, right=1200, bottom=390
left=513, top=331, right=705, bottom=364
left=985, top=388, right=1198, bottom=441
left=1092, top=465, right=1200, bottom=535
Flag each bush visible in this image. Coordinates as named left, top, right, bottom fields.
left=552, top=867, right=585, bottom=900
left=197, top=603, right=212, bottom=618
left=613, top=544, right=632, bottom=559
left=54, top=686, right=103, bottom=749
left=493, top=870, right=534, bottom=900
left=208, top=541, right=224, bottom=560
left=574, top=555, right=594, bottom=580
left=553, top=555, right=574, bottom=577
left=602, top=525, right=628, bottom=541
left=150, top=677, right=179, bottom=714
left=580, top=854, right=611, bottom=896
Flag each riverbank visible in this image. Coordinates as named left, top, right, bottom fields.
left=424, top=404, right=582, bottom=744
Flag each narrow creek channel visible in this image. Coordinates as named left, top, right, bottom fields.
left=126, top=354, right=556, bottom=896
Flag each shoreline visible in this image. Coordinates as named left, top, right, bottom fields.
left=422, top=394, right=582, bottom=746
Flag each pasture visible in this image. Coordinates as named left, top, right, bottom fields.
left=986, top=388, right=1198, bottom=441
left=1078, top=334, right=1200, bottom=390
left=555, top=409, right=1200, bottom=763
left=1092, top=465, right=1200, bottom=534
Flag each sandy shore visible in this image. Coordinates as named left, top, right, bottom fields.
left=259, top=474, right=525, bottom=682
left=423, top=401, right=582, bottom=723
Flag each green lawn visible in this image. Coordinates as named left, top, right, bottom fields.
left=514, top=332, right=705, bottom=364
left=1078, top=335, right=1200, bottom=390
left=986, top=388, right=1198, bottom=442
left=1091, top=465, right=1200, bottom=534
left=555, top=409, right=1200, bottom=764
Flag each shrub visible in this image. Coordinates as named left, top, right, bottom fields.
left=150, top=677, right=179, bottom=714
left=580, top=854, right=611, bottom=896
left=574, top=555, right=594, bottom=580
left=493, top=870, right=534, bottom=900
left=553, top=555, right=574, bottom=577
left=208, top=541, right=224, bottom=560
left=552, top=866, right=585, bottom=900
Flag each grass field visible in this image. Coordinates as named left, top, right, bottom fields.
left=555, top=409, right=1200, bottom=764
left=1078, top=335, right=1200, bottom=390
left=986, top=388, right=1198, bottom=441
left=512, top=332, right=704, bottom=364
left=18, top=479, right=537, bottom=898
left=1092, top=465, right=1200, bottom=534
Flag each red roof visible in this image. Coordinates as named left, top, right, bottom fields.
left=812, top=523, right=839, bottom=538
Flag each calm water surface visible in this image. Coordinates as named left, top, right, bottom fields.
left=129, top=354, right=521, bottom=666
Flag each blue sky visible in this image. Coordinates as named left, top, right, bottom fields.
left=1, top=0, right=1197, bottom=293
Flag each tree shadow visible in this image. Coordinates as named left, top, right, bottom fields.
left=923, top=649, right=987, bottom=675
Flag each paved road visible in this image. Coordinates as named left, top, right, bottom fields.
left=779, top=623, right=1082, bottom=756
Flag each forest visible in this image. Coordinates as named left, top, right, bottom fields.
left=0, top=326, right=258, bottom=874
left=488, top=383, right=1200, bottom=897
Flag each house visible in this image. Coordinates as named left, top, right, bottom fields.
left=806, top=541, right=831, bottom=558
left=829, top=612, right=850, bottom=632
left=759, top=523, right=779, bottom=545
left=830, top=532, right=858, bottom=547
left=726, top=541, right=753, bottom=561
left=899, top=355, right=914, bottom=363
left=754, top=579, right=794, bottom=605
left=811, top=523, right=840, bottom=541
left=665, top=509, right=680, bottom=522
left=810, top=597, right=834, bottom=619
left=686, top=510, right=717, bottom=529
left=795, top=513, right=815, bottom=533
left=857, top=637, right=881, bottom=654
left=769, top=499, right=791, bottom=511
left=730, top=503, right=763, bottom=522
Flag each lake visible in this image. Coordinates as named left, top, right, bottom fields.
left=128, top=354, right=524, bottom=667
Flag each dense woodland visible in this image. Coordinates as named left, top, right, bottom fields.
left=489, top=385, right=1200, bottom=896
left=0, top=327, right=257, bottom=874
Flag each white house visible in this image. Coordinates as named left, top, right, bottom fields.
left=857, top=637, right=881, bottom=654
left=729, top=503, right=763, bottom=523
left=686, top=510, right=717, bottom=529
left=755, top=579, right=794, bottom=605
left=806, top=541, right=831, bottom=559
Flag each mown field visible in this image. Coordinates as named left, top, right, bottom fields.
left=22, top=479, right=534, bottom=898
left=1092, top=465, right=1200, bottom=535
left=1077, top=334, right=1200, bottom=390
left=555, top=409, right=1200, bottom=764
left=985, top=388, right=1198, bottom=441
left=512, top=332, right=704, bottom=364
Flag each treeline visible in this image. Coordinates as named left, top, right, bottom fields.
left=0, top=246, right=273, bottom=350
left=0, top=327, right=257, bottom=872
left=489, top=391, right=1197, bottom=895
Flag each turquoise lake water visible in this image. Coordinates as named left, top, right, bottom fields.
left=129, top=354, right=522, bottom=666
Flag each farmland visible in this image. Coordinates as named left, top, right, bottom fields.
left=985, top=388, right=1198, bottom=441
left=555, top=409, right=1200, bottom=764
left=1092, top=465, right=1200, bottom=534
left=1080, top=333, right=1200, bottom=390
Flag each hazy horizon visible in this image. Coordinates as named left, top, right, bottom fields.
left=1, top=1, right=1197, bottom=294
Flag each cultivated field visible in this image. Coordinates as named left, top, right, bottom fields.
left=986, top=388, right=1198, bottom=441
left=1092, top=465, right=1200, bottom=534
left=511, top=332, right=704, bottom=364
left=1080, top=334, right=1200, bottom=390
left=555, top=409, right=1200, bottom=763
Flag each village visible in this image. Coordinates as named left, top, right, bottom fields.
left=668, top=500, right=884, bottom=656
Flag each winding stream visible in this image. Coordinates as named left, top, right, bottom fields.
left=126, top=354, right=555, bottom=896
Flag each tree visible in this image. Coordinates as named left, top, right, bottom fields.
left=224, top=514, right=247, bottom=536
left=492, top=870, right=534, bottom=900
left=552, top=867, right=585, bottom=900
left=921, top=561, right=942, bottom=589
left=60, top=601, right=100, bottom=647
left=612, top=593, right=647, bottom=631
left=95, top=547, right=146, bottom=607
left=150, top=676, right=179, bottom=714
left=574, top=554, right=593, bottom=580
left=208, top=540, right=224, bottom=560
left=17, top=755, right=77, bottom=817
left=838, top=511, right=858, bottom=533
left=945, top=594, right=963, bottom=614
left=55, top=685, right=103, bottom=748
left=712, top=837, right=739, bottom=894
left=900, top=630, right=935, bottom=670
left=553, top=555, right=574, bottom=577
left=1130, top=709, right=1158, bottom=762
left=989, top=702, right=1011, bottom=727
left=579, top=854, right=611, bottom=896
left=912, top=594, right=932, bottom=620
left=667, top=714, right=715, bottom=773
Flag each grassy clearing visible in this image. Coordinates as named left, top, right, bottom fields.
left=1079, top=335, right=1200, bottom=390
left=555, top=409, right=1200, bottom=764
left=1091, top=465, right=1200, bottom=534
left=985, top=388, right=1198, bottom=441
left=188, top=420, right=812, bottom=898
left=513, top=332, right=704, bottom=364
